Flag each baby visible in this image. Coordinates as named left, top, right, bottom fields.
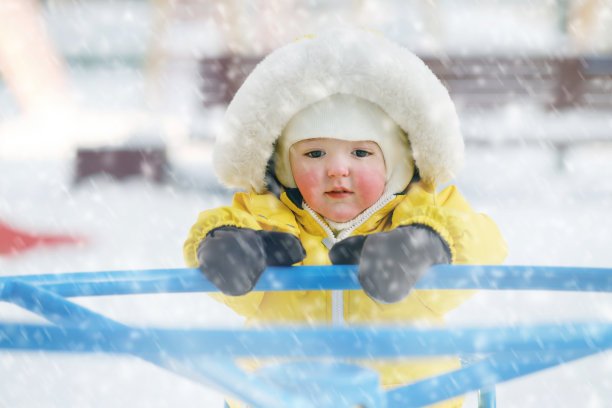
left=184, top=29, right=507, bottom=407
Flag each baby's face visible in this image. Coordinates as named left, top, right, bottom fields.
left=289, top=138, right=386, bottom=222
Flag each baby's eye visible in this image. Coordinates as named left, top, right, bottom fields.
left=305, top=150, right=325, bottom=158
left=352, top=149, right=371, bottom=158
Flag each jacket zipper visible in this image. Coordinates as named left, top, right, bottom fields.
left=302, top=194, right=395, bottom=327
left=331, top=290, right=344, bottom=327
left=302, top=204, right=344, bottom=326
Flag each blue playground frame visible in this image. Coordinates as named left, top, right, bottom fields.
left=1, top=264, right=611, bottom=407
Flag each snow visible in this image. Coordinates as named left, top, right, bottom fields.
left=0, top=157, right=239, bottom=407
left=1, top=144, right=610, bottom=407
left=1, top=0, right=612, bottom=407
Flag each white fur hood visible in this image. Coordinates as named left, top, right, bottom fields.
left=213, top=29, right=464, bottom=193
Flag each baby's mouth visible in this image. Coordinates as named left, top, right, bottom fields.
left=326, top=189, right=353, bottom=198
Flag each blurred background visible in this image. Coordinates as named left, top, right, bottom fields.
left=1, top=1, right=611, bottom=407
left=1, top=0, right=611, bottom=163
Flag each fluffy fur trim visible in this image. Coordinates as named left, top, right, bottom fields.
left=213, top=29, right=464, bottom=193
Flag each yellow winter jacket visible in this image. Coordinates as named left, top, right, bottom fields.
left=184, top=181, right=507, bottom=407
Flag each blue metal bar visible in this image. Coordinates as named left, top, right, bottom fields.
left=1, top=323, right=610, bottom=357
left=0, top=264, right=610, bottom=297
left=1, top=264, right=611, bottom=407
left=0, top=280, right=117, bottom=328
left=0, top=281, right=312, bottom=408
left=386, top=349, right=593, bottom=408
left=478, top=387, right=496, bottom=408
left=0, top=320, right=604, bottom=408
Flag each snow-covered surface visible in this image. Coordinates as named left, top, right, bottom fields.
left=1, top=143, right=611, bottom=407
left=461, top=106, right=612, bottom=145
left=1, top=0, right=612, bottom=406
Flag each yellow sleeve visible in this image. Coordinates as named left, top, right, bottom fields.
left=183, top=202, right=264, bottom=269
left=182, top=192, right=288, bottom=318
left=392, top=183, right=508, bottom=315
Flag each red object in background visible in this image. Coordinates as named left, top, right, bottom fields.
left=0, top=220, right=85, bottom=255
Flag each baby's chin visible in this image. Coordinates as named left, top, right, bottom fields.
left=320, top=208, right=362, bottom=223
left=316, top=199, right=380, bottom=223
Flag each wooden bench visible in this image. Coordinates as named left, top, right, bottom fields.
left=199, top=54, right=612, bottom=170
left=419, top=56, right=612, bottom=162
left=419, top=55, right=612, bottom=111
left=74, top=146, right=167, bottom=184
left=200, top=56, right=262, bottom=109
left=199, top=54, right=612, bottom=111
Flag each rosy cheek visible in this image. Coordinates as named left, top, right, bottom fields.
left=294, top=167, right=320, bottom=195
left=355, top=169, right=385, bottom=201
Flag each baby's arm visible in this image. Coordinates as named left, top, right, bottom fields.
left=395, top=184, right=508, bottom=266
left=329, top=225, right=451, bottom=303
left=401, top=184, right=508, bottom=313
left=329, top=184, right=507, bottom=309
left=398, top=184, right=508, bottom=314
left=183, top=193, right=305, bottom=317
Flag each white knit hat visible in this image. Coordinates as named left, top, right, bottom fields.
left=214, top=29, right=463, bottom=193
left=274, top=93, right=414, bottom=194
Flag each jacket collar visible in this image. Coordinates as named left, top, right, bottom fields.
left=280, top=191, right=404, bottom=238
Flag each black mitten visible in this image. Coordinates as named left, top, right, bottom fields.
left=197, top=226, right=306, bottom=295
left=327, top=235, right=366, bottom=265
left=329, top=225, right=451, bottom=303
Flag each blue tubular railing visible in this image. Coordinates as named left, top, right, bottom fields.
left=1, top=323, right=610, bottom=356
left=477, top=388, right=497, bottom=408
left=1, top=264, right=611, bottom=407
left=386, top=350, right=596, bottom=407
left=1, top=264, right=610, bottom=297
left=0, top=280, right=312, bottom=408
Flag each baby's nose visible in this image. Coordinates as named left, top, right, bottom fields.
left=327, top=156, right=349, bottom=177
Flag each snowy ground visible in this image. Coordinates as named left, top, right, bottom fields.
left=0, top=142, right=611, bottom=407
left=1, top=1, right=611, bottom=405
